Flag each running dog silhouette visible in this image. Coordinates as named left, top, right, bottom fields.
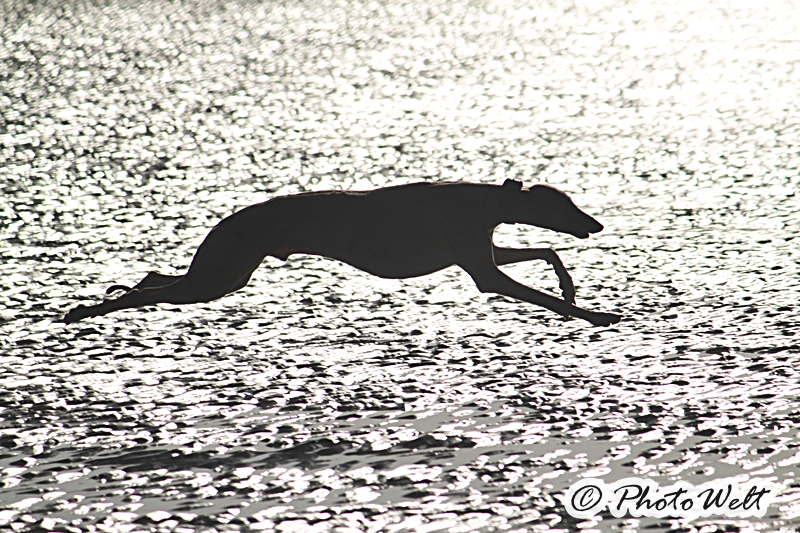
left=63, top=179, right=621, bottom=326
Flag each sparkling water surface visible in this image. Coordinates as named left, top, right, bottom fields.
left=1, top=0, right=800, bottom=531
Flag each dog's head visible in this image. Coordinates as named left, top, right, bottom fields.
left=502, top=179, right=604, bottom=238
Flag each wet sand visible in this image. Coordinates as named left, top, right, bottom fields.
left=1, top=0, right=799, bottom=531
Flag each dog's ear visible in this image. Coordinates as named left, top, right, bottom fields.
left=502, top=178, right=523, bottom=191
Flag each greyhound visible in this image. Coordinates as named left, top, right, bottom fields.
left=63, top=179, right=622, bottom=326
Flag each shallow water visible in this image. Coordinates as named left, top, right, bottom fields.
left=1, top=0, right=800, bottom=531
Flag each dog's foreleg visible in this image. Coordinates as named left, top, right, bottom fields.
left=492, top=247, right=576, bottom=303
left=461, top=259, right=621, bottom=327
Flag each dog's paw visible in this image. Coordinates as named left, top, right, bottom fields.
left=64, top=305, right=90, bottom=324
left=588, top=312, right=622, bottom=327
left=555, top=269, right=576, bottom=304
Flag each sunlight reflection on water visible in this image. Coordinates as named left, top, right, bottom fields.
left=1, top=0, right=800, bottom=531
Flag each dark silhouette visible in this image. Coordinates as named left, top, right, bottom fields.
left=64, top=179, right=622, bottom=326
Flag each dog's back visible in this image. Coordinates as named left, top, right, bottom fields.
left=258, top=181, right=497, bottom=278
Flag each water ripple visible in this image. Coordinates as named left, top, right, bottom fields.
left=2, top=0, right=800, bottom=531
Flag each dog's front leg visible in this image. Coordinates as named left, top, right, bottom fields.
left=460, top=256, right=621, bottom=327
left=492, top=247, right=576, bottom=303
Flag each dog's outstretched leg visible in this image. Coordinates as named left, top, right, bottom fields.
left=63, top=265, right=260, bottom=325
left=492, top=246, right=576, bottom=303
left=64, top=207, right=269, bottom=324
left=64, top=281, right=182, bottom=324
left=461, top=252, right=620, bottom=327
left=105, top=272, right=183, bottom=296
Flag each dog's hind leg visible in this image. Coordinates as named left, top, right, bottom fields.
left=106, top=272, right=182, bottom=295
left=460, top=251, right=621, bottom=327
left=65, top=207, right=272, bottom=324
left=226, top=266, right=259, bottom=294
left=492, top=247, right=576, bottom=303
left=65, top=282, right=181, bottom=324
left=65, top=261, right=260, bottom=324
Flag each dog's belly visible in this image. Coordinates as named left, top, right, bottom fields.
left=306, top=219, right=464, bottom=279
left=265, top=189, right=481, bottom=279
left=270, top=226, right=461, bottom=279
left=327, top=251, right=456, bottom=279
